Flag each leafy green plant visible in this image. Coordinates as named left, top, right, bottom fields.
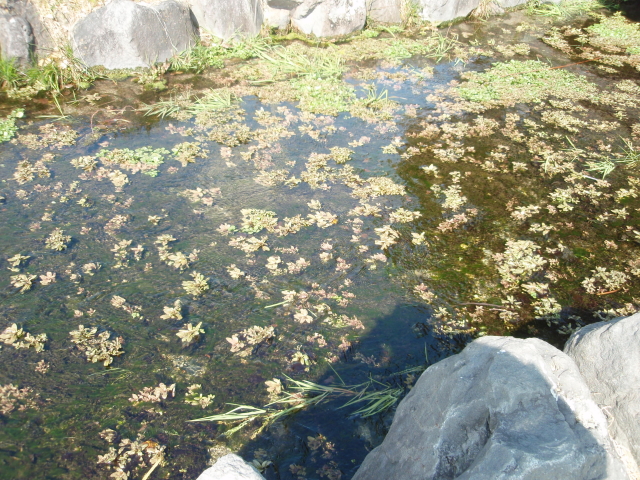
left=0, top=109, right=25, bottom=142
left=457, top=60, right=597, bottom=105
left=385, top=41, right=414, bottom=59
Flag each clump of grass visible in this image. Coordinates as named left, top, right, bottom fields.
left=381, top=34, right=458, bottom=63
left=189, top=90, right=238, bottom=113
left=190, top=369, right=422, bottom=435
left=142, top=89, right=238, bottom=118
left=259, top=47, right=345, bottom=80
left=585, top=137, right=639, bottom=178
left=423, top=32, right=459, bottom=62
left=170, top=36, right=271, bottom=73
left=0, top=57, right=22, bottom=90
left=360, top=84, right=391, bottom=108
left=401, top=0, right=423, bottom=28
left=170, top=44, right=226, bottom=73
left=526, top=0, right=603, bottom=18
left=29, top=45, right=101, bottom=93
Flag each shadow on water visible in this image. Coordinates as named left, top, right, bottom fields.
left=229, top=304, right=470, bottom=480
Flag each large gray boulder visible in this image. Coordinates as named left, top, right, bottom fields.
left=292, top=0, right=366, bottom=37
left=72, top=0, right=198, bottom=69
left=367, top=0, right=402, bottom=24
left=187, top=0, right=263, bottom=41
left=417, top=0, right=480, bottom=23
left=565, top=313, right=640, bottom=476
left=196, top=454, right=265, bottom=480
left=353, top=336, right=630, bottom=480
left=0, top=0, right=52, bottom=56
left=497, top=0, right=530, bottom=8
left=263, top=0, right=301, bottom=29
left=0, top=14, right=33, bottom=66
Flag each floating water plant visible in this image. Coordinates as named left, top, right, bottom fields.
left=129, top=383, right=175, bottom=404
left=160, top=300, right=183, bottom=320
left=0, top=324, right=47, bottom=351
left=69, top=325, right=124, bottom=366
left=0, top=109, right=24, bottom=142
left=0, top=383, right=37, bottom=415
left=176, top=322, right=204, bottom=345
left=457, top=60, right=597, bottom=106
left=7, top=253, right=29, bottom=272
left=184, top=384, right=215, bottom=409
left=182, top=272, right=210, bottom=297
left=10, top=274, right=37, bottom=293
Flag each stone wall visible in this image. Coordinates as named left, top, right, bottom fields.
left=0, top=0, right=536, bottom=69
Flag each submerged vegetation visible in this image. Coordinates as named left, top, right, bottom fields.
left=0, top=2, right=639, bottom=479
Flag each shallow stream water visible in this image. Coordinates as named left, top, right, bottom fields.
left=1, top=7, right=639, bottom=480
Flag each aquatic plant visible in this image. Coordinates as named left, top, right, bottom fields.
left=172, top=142, right=210, bottom=167
left=582, top=267, right=629, bottom=294
left=182, top=272, right=210, bottom=297
left=13, top=159, right=50, bottom=184
left=226, top=264, right=245, bottom=279
left=241, top=209, right=278, bottom=234
left=457, top=60, right=597, bottom=106
left=129, top=383, right=175, bottom=404
left=97, top=434, right=166, bottom=480
left=0, top=324, right=47, bottom=351
left=185, top=384, right=215, bottom=409
left=45, top=228, right=71, bottom=251
left=226, top=325, right=275, bottom=357
left=7, top=253, right=29, bottom=272
left=494, top=240, right=548, bottom=289
left=71, top=156, right=98, bottom=172
left=329, top=147, right=354, bottom=164
left=160, top=300, right=183, bottom=320
left=0, top=383, right=37, bottom=415
left=69, top=325, right=124, bottom=366
left=0, top=109, right=24, bottom=142
left=10, top=274, right=37, bottom=293
left=176, top=322, right=204, bottom=345
left=190, top=371, right=421, bottom=435
left=583, top=12, right=640, bottom=53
